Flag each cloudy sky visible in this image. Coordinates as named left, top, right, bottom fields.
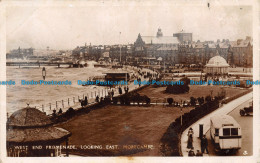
left=6, top=2, right=252, bottom=51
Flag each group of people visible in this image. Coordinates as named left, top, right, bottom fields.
left=108, top=89, right=115, bottom=98
left=187, top=127, right=209, bottom=157
left=81, top=96, right=88, bottom=106
left=90, top=85, right=129, bottom=104
left=188, top=147, right=203, bottom=156
left=118, top=86, right=129, bottom=95
left=95, top=87, right=116, bottom=103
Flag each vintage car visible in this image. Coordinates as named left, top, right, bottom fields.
left=240, top=101, right=253, bottom=116
left=240, top=105, right=253, bottom=116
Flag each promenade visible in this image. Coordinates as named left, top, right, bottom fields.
left=43, top=66, right=152, bottom=115
left=181, top=92, right=253, bottom=156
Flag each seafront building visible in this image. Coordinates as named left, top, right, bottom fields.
left=7, top=28, right=253, bottom=69
left=132, top=28, right=252, bottom=68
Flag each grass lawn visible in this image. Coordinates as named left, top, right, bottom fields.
left=56, top=104, right=193, bottom=156
left=138, top=85, right=248, bottom=103
left=56, top=85, right=248, bottom=156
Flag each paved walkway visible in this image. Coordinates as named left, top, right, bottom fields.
left=181, top=92, right=253, bottom=156
left=44, top=66, right=152, bottom=115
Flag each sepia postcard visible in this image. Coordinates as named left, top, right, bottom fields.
left=0, top=0, right=259, bottom=162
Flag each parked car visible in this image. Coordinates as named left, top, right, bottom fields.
left=240, top=105, right=253, bottom=116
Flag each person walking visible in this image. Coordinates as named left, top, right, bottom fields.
left=58, top=108, right=63, bottom=114
left=124, top=86, right=127, bottom=94
left=96, top=95, right=99, bottom=103
left=108, top=90, right=111, bottom=98
left=84, top=96, right=88, bottom=106
left=188, top=127, right=194, bottom=138
left=138, top=77, right=141, bottom=87
left=201, top=135, right=209, bottom=154
left=187, top=134, right=193, bottom=149
left=111, top=89, right=114, bottom=98
left=119, top=87, right=122, bottom=95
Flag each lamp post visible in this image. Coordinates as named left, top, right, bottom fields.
left=200, top=69, right=203, bottom=81
left=119, top=32, right=121, bottom=64
left=164, top=60, right=165, bottom=74
left=163, top=60, right=166, bottom=79
left=210, top=89, right=213, bottom=101
left=42, top=67, right=46, bottom=80
left=180, top=100, right=183, bottom=126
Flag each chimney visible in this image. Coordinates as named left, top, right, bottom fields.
left=245, top=36, right=251, bottom=41
left=237, top=39, right=243, bottom=45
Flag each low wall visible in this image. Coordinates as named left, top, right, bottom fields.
left=51, top=84, right=151, bottom=124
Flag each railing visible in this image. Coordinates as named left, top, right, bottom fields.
left=6, top=66, right=156, bottom=118
left=35, top=88, right=114, bottom=115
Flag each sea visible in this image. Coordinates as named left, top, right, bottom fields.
left=6, top=61, right=112, bottom=114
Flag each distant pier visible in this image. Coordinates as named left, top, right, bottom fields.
left=6, top=61, right=74, bottom=68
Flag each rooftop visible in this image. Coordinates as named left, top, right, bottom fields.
left=141, top=36, right=180, bottom=44
left=7, top=106, right=71, bottom=143
left=7, top=106, right=52, bottom=128
left=210, top=115, right=240, bottom=128
left=7, top=127, right=71, bottom=143
left=206, top=56, right=229, bottom=68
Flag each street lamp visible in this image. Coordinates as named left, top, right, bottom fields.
left=180, top=100, right=183, bottom=126
left=200, top=69, right=203, bottom=81
left=210, top=89, right=213, bottom=100
left=119, top=32, right=121, bottom=64
left=42, top=67, right=46, bottom=80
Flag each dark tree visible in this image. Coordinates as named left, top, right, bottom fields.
left=112, top=97, right=118, bottom=104
left=205, top=95, right=212, bottom=102
left=181, top=77, right=190, bottom=85
left=167, top=98, right=174, bottom=105
left=166, top=84, right=189, bottom=94
left=197, top=97, right=204, bottom=105
left=144, top=95, right=151, bottom=105
left=190, top=97, right=196, bottom=106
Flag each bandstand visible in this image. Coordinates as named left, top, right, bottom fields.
left=205, top=56, right=229, bottom=76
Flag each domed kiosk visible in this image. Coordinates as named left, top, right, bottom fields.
left=7, top=105, right=71, bottom=157
left=205, top=55, right=229, bottom=75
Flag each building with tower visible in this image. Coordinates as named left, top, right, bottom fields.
left=156, top=28, right=163, bottom=37
left=173, top=31, right=193, bottom=43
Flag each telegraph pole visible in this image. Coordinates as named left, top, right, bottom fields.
left=119, top=32, right=121, bottom=63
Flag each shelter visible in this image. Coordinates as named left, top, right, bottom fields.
left=103, top=71, right=130, bottom=82
left=6, top=106, right=71, bottom=157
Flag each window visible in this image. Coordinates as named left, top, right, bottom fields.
left=215, top=129, right=219, bottom=136
left=223, top=128, right=230, bottom=136
left=231, top=128, right=238, bottom=136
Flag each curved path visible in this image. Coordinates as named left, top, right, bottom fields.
left=181, top=92, right=253, bottom=156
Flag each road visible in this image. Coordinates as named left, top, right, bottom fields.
left=181, top=92, right=253, bottom=157
left=206, top=98, right=253, bottom=156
